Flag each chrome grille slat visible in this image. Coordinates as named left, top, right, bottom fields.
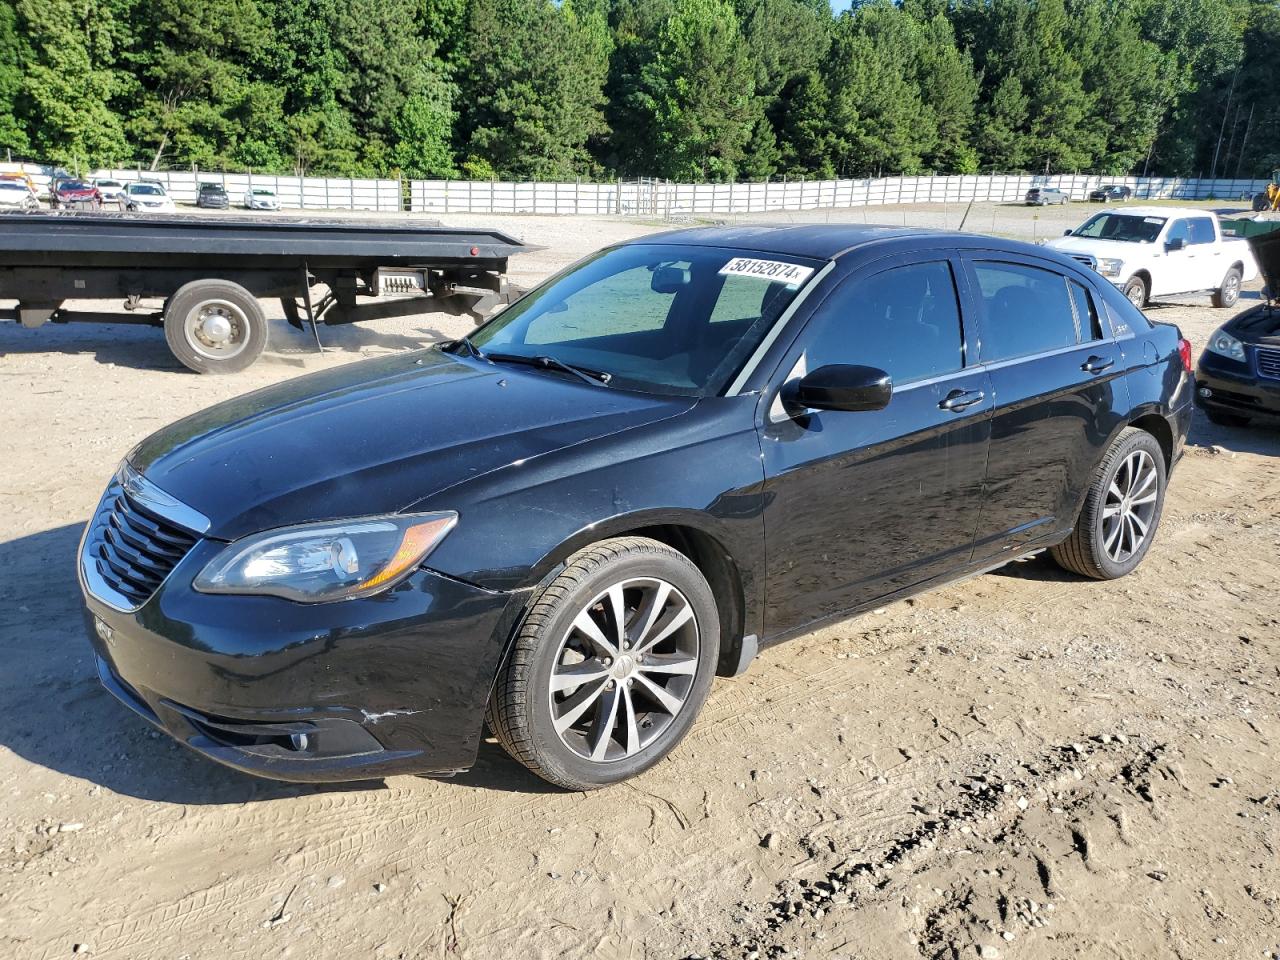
left=82, top=472, right=200, bottom=610
left=1258, top=347, right=1280, bottom=380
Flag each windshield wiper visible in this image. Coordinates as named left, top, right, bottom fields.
left=485, top=352, right=612, bottom=386
left=446, top=335, right=486, bottom=361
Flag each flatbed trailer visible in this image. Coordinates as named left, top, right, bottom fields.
left=0, top=211, right=535, bottom=373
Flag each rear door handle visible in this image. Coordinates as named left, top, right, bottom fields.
left=1081, top=355, right=1114, bottom=374
left=939, top=389, right=985, bottom=412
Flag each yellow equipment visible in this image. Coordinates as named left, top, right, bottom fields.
left=1252, top=169, right=1280, bottom=211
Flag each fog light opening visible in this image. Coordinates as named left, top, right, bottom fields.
left=289, top=733, right=310, bottom=752
left=1198, top=387, right=1212, bottom=398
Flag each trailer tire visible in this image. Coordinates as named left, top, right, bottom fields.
left=164, top=280, right=267, bottom=374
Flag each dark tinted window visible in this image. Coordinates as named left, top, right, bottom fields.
left=802, top=261, right=964, bottom=384
left=973, top=262, right=1078, bottom=361
left=1068, top=279, right=1104, bottom=341
left=1166, top=219, right=1190, bottom=246
left=1187, top=217, right=1216, bottom=245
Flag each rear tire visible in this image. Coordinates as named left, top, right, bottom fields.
left=1122, top=275, right=1147, bottom=308
left=487, top=537, right=719, bottom=791
left=1211, top=266, right=1242, bottom=308
left=1050, top=428, right=1166, bottom=580
left=164, top=279, right=267, bottom=374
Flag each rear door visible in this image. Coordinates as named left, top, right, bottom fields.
left=963, top=255, right=1129, bottom=561
left=758, top=255, right=992, bottom=636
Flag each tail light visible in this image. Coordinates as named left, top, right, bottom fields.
left=1177, top=338, right=1193, bottom=373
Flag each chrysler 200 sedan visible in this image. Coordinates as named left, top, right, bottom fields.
left=80, top=226, right=1193, bottom=790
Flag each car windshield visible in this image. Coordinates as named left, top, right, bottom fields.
left=253, top=189, right=274, bottom=196
left=0, top=182, right=26, bottom=192
left=97, top=181, right=121, bottom=188
left=61, top=181, right=90, bottom=190
left=1072, top=213, right=1165, bottom=243
left=200, top=184, right=222, bottom=192
left=466, top=243, right=821, bottom=397
left=131, top=184, right=163, bottom=196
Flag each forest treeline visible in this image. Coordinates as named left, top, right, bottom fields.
left=2, top=0, right=1278, bottom=181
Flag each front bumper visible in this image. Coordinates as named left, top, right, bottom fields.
left=81, top=539, right=521, bottom=781
left=1195, top=352, right=1280, bottom=418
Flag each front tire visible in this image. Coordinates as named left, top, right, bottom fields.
left=1051, top=428, right=1167, bottom=580
left=487, top=537, right=720, bottom=790
left=1211, top=266, right=1242, bottom=308
left=163, top=279, right=268, bottom=374
left=1122, top=275, right=1148, bottom=308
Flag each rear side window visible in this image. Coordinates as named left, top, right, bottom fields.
left=802, top=260, right=964, bottom=384
left=1187, top=217, right=1217, bottom=245
left=973, top=262, right=1078, bottom=361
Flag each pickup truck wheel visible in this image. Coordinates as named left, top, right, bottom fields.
left=1122, top=276, right=1147, bottom=308
left=1050, top=428, right=1166, bottom=580
left=1211, top=266, right=1242, bottom=308
left=487, top=537, right=719, bottom=790
left=164, top=280, right=267, bottom=374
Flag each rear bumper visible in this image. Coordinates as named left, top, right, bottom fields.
left=82, top=548, right=523, bottom=782
left=1195, top=354, right=1280, bottom=417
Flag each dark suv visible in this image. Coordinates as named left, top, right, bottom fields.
left=196, top=182, right=229, bottom=209
left=79, top=226, right=1193, bottom=791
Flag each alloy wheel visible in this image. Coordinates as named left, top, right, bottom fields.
left=548, top=577, right=699, bottom=763
left=1101, top=449, right=1159, bottom=563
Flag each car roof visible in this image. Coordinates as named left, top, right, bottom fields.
left=1098, top=205, right=1213, bottom=219
left=621, top=223, right=1080, bottom=266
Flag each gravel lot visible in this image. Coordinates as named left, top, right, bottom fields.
left=1, top=202, right=1277, bottom=960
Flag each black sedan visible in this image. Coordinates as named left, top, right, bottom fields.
left=196, top=182, right=230, bottom=209
left=1089, top=185, right=1132, bottom=202
left=79, top=226, right=1193, bottom=790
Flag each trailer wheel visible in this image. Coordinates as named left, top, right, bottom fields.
left=164, top=280, right=267, bottom=374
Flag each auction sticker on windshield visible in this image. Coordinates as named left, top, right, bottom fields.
left=719, top=257, right=815, bottom=286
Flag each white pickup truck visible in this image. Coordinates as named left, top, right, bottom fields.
left=1046, top=206, right=1259, bottom=308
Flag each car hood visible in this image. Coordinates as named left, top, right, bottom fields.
left=128, top=349, right=695, bottom=540
left=1045, top=235, right=1148, bottom=258
left=1248, top=230, right=1280, bottom=302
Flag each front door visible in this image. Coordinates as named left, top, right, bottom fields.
left=758, top=256, right=992, bottom=638
left=962, top=256, right=1128, bottom=561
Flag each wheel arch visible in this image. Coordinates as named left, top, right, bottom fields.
left=519, top=510, right=751, bottom=678
left=1127, top=409, right=1174, bottom=469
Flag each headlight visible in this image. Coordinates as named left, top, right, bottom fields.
left=1097, top=258, right=1124, bottom=277
left=193, top=512, right=457, bottom=602
left=1205, top=328, right=1246, bottom=363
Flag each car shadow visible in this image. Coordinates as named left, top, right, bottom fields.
left=987, top=551, right=1082, bottom=583
left=0, top=311, right=453, bottom=374
left=0, top=522, right=543, bottom=803
left=1186, top=405, right=1280, bottom=456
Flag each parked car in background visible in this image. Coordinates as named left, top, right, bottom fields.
left=0, top=172, right=38, bottom=195
left=1195, top=230, right=1280, bottom=427
left=0, top=179, right=39, bottom=211
left=196, top=183, right=230, bottom=209
left=1025, top=187, right=1068, bottom=206
left=93, top=179, right=126, bottom=203
left=1047, top=207, right=1259, bottom=308
left=119, top=181, right=177, bottom=213
left=51, top=179, right=103, bottom=210
left=1088, top=185, right=1132, bottom=202
left=243, top=188, right=280, bottom=211
left=79, top=225, right=1192, bottom=791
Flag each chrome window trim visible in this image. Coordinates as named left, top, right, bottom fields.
left=724, top=260, right=837, bottom=397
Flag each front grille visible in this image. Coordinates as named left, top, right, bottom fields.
left=83, top=478, right=198, bottom=608
left=1257, top=347, right=1280, bottom=380
left=1068, top=253, right=1098, bottom=272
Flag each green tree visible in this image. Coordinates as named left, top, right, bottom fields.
left=0, top=0, right=29, bottom=154
left=460, top=0, right=611, bottom=179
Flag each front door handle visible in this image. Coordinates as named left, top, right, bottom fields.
left=1081, top=355, right=1114, bottom=374
left=939, top=388, right=985, bottom=412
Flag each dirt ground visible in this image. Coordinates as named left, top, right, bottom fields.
left=1, top=202, right=1277, bottom=960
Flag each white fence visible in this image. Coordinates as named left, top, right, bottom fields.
left=410, top=173, right=1271, bottom=217
left=1, top=162, right=403, bottom=211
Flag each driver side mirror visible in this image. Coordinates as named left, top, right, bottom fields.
left=786, top=364, right=892, bottom=413
left=1165, top=237, right=1185, bottom=252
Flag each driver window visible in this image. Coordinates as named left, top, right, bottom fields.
left=800, top=261, right=964, bottom=385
